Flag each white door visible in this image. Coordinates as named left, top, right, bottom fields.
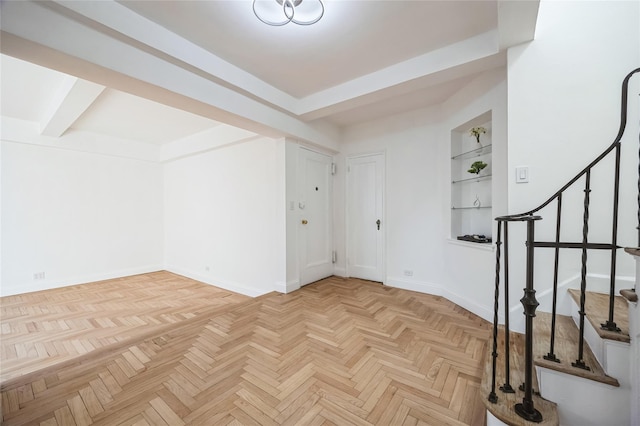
left=347, top=153, right=384, bottom=282
left=299, top=148, right=333, bottom=286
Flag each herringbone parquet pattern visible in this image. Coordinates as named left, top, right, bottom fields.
left=1, top=275, right=491, bottom=425
left=0, top=272, right=250, bottom=382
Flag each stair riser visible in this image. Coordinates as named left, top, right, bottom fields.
left=570, top=297, right=630, bottom=376
left=537, top=367, right=630, bottom=426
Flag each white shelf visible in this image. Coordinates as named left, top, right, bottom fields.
left=450, top=114, right=493, bottom=239
left=452, top=174, right=492, bottom=184
left=451, top=144, right=492, bottom=160
left=447, top=238, right=495, bottom=251
left=452, top=205, right=492, bottom=210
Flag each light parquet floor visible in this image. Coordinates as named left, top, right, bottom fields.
left=0, top=271, right=250, bottom=382
left=1, top=274, right=491, bottom=425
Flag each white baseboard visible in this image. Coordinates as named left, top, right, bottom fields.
left=274, top=279, right=300, bottom=294
left=385, top=276, right=443, bottom=295
left=444, top=287, right=495, bottom=323
left=386, top=276, right=494, bottom=323
left=585, top=273, right=635, bottom=294
left=333, top=267, right=347, bottom=278
left=164, top=265, right=269, bottom=297
left=0, top=264, right=164, bottom=297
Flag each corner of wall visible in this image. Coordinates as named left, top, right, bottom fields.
left=386, top=276, right=495, bottom=324
left=165, top=265, right=270, bottom=298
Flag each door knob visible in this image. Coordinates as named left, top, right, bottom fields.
left=302, top=219, right=308, bottom=225
left=376, top=219, right=381, bottom=230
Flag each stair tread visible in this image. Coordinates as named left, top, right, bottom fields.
left=620, top=288, right=638, bottom=303
left=534, top=312, right=619, bottom=387
left=482, top=326, right=559, bottom=426
left=567, top=289, right=630, bottom=343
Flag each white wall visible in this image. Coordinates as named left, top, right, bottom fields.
left=335, top=68, right=507, bottom=323
left=507, top=0, right=640, bottom=316
left=1, top=140, right=163, bottom=296
left=2, top=0, right=637, bottom=313
left=440, top=70, right=508, bottom=321
left=336, top=106, right=441, bottom=289
left=1, top=128, right=288, bottom=298
left=163, top=137, right=286, bottom=296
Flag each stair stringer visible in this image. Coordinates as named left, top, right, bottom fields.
left=568, top=291, right=631, bottom=377
left=536, top=366, right=630, bottom=426
left=533, top=290, right=632, bottom=426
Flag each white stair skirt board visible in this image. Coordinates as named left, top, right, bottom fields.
left=536, top=292, right=632, bottom=426
left=629, top=296, right=640, bottom=426
left=536, top=367, right=630, bottom=426
left=569, top=294, right=630, bottom=376
left=486, top=410, right=507, bottom=426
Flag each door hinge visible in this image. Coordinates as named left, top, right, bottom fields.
left=331, top=163, right=337, bottom=175
left=332, top=250, right=337, bottom=264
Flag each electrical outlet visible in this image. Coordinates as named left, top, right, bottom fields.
left=403, top=270, right=413, bottom=277
left=33, top=272, right=45, bottom=280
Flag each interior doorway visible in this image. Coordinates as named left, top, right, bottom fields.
left=298, top=148, right=334, bottom=286
left=346, top=153, right=385, bottom=282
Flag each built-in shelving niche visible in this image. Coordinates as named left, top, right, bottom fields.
left=451, top=111, right=492, bottom=241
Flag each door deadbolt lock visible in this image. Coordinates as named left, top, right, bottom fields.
left=302, top=219, right=308, bottom=225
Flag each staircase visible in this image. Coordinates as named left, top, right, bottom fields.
left=482, top=68, right=640, bottom=425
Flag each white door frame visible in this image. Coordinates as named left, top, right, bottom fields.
left=346, top=152, right=385, bottom=283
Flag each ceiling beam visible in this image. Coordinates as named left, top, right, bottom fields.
left=40, top=76, right=105, bottom=137
left=0, top=0, right=539, bottom=139
left=298, top=35, right=505, bottom=122
left=160, top=125, right=260, bottom=163
left=0, top=0, right=340, bottom=150
left=497, top=0, right=540, bottom=50
left=52, top=0, right=300, bottom=113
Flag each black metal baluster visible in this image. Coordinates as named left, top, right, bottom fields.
left=573, top=171, right=592, bottom=371
left=489, top=220, right=503, bottom=404
left=485, top=69, right=639, bottom=422
left=515, top=218, right=542, bottom=423
left=602, top=143, right=622, bottom=332
left=544, top=195, right=562, bottom=363
left=500, top=222, right=515, bottom=393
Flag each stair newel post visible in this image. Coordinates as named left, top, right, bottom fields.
left=602, top=142, right=622, bottom=332
left=489, top=220, right=503, bottom=404
left=544, top=194, right=562, bottom=363
left=515, top=216, right=543, bottom=423
left=500, top=221, right=515, bottom=393
left=573, top=170, right=592, bottom=371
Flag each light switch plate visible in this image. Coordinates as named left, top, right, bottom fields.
left=516, top=166, right=529, bottom=183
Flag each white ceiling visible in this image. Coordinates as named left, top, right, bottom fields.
left=119, top=0, right=497, bottom=98
left=0, top=0, right=538, bottom=149
left=1, top=55, right=68, bottom=122
left=70, top=89, right=222, bottom=145
left=1, top=55, right=223, bottom=145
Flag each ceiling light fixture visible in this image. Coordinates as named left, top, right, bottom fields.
left=253, top=0, right=324, bottom=26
